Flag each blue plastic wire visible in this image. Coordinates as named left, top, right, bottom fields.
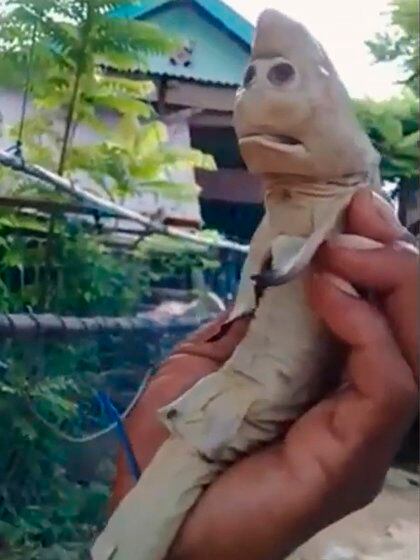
left=96, top=391, right=141, bottom=482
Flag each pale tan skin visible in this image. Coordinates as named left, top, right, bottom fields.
left=113, top=190, right=418, bottom=560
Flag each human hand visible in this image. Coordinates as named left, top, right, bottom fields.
left=112, top=190, right=418, bottom=560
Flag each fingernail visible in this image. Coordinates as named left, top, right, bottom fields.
left=400, top=231, right=418, bottom=244
left=321, top=273, right=361, bottom=298
left=372, top=192, right=407, bottom=237
left=328, top=234, right=384, bottom=250
left=394, top=240, right=420, bottom=256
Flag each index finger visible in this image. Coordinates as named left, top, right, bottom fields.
left=317, top=241, right=418, bottom=372
left=345, top=189, right=414, bottom=244
left=308, top=272, right=418, bottom=434
left=170, top=312, right=251, bottom=365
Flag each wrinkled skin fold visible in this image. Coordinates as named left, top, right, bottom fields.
left=92, top=9, right=381, bottom=560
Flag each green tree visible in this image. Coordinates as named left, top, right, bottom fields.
left=367, top=0, right=419, bottom=93
left=356, top=92, right=418, bottom=182
left=361, top=0, right=419, bottom=226
left=0, top=3, right=219, bottom=556
left=0, top=0, right=215, bottom=197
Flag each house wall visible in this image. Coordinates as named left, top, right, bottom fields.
left=0, top=90, right=28, bottom=145
left=137, top=3, right=250, bottom=87
left=158, top=81, right=237, bottom=112
left=0, top=89, right=201, bottom=221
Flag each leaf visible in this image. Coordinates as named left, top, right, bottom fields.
left=137, top=180, right=201, bottom=201
left=0, top=381, right=17, bottom=395
left=133, top=121, right=168, bottom=156
left=93, top=74, right=155, bottom=99
left=14, top=416, right=38, bottom=440
left=112, top=113, right=140, bottom=150
left=399, top=130, right=420, bottom=149
left=0, top=520, right=18, bottom=540
left=93, top=94, right=153, bottom=117
left=0, top=237, right=10, bottom=249
left=95, top=50, right=148, bottom=72
left=377, top=115, right=404, bottom=143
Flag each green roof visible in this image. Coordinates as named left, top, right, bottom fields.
left=114, top=0, right=253, bottom=48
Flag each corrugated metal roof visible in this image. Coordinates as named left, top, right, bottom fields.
left=148, top=71, right=239, bottom=87
left=113, top=0, right=253, bottom=48
left=113, top=0, right=252, bottom=87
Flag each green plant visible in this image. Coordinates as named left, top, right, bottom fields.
left=0, top=339, right=109, bottom=560
left=0, top=207, right=218, bottom=557
left=0, top=0, right=215, bottom=195
left=367, top=0, right=419, bottom=94
left=360, top=0, right=419, bottom=223
left=356, top=91, right=418, bottom=182
left=0, top=2, right=218, bottom=554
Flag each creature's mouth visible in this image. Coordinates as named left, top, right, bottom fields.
left=239, top=134, right=307, bottom=155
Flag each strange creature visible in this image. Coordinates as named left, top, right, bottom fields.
left=92, top=9, right=382, bottom=560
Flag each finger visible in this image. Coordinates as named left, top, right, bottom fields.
left=307, top=272, right=418, bottom=505
left=317, top=240, right=418, bottom=372
left=319, top=238, right=418, bottom=292
left=308, top=272, right=417, bottom=409
left=346, top=189, right=412, bottom=243
left=179, top=311, right=231, bottom=344
left=171, top=315, right=251, bottom=365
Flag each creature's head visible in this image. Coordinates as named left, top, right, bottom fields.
left=234, top=10, right=380, bottom=184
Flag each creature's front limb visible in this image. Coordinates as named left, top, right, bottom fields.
left=91, top=437, right=220, bottom=560
left=254, top=190, right=357, bottom=289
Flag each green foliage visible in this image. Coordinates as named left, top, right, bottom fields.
left=367, top=0, right=419, bottom=93
left=0, top=337, right=109, bottom=559
left=0, top=210, right=217, bottom=315
left=0, top=2, right=218, bottom=555
left=361, top=0, right=419, bottom=216
left=67, top=116, right=216, bottom=201
left=0, top=0, right=215, bottom=194
left=0, top=207, right=218, bottom=557
left=356, top=91, right=419, bottom=182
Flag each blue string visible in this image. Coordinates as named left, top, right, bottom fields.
left=96, top=391, right=141, bottom=482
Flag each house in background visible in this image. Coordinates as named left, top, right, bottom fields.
left=0, top=0, right=262, bottom=241
left=118, top=0, right=264, bottom=242
left=2, top=2, right=417, bottom=241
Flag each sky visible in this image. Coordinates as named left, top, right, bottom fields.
left=227, top=0, right=403, bottom=100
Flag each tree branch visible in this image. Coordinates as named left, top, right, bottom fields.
left=0, top=150, right=249, bottom=253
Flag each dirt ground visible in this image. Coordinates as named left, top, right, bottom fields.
left=289, top=469, right=419, bottom=560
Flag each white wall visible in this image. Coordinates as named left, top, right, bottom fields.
left=0, top=88, right=201, bottom=221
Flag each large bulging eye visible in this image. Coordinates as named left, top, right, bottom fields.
left=267, top=62, right=295, bottom=86
left=243, top=64, right=256, bottom=88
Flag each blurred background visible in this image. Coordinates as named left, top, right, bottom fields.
left=0, top=1, right=418, bottom=558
